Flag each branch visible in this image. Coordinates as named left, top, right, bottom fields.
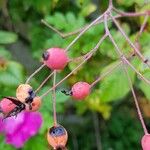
left=109, top=13, right=150, bottom=68
left=122, top=62, right=148, bottom=134
left=135, top=15, right=149, bottom=42
left=40, top=34, right=107, bottom=98
left=41, top=10, right=147, bottom=39
left=65, top=14, right=105, bottom=52
left=35, top=71, right=54, bottom=93
left=52, top=70, right=57, bottom=126
left=104, top=13, right=148, bottom=134
left=112, top=7, right=146, bottom=17
left=104, top=14, right=150, bottom=86
left=25, top=64, right=45, bottom=84
left=90, top=61, right=122, bottom=87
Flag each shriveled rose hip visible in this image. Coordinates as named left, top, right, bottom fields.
left=71, top=82, right=91, bottom=100
left=42, top=47, right=68, bottom=70
left=0, top=98, right=16, bottom=114
left=141, top=134, right=150, bottom=150
left=47, top=125, right=68, bottom=149
left=16, top=84, right=33, bottom=103
left=26, top=96, right=42, bottom=112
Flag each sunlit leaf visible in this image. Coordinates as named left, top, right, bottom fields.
left=0, top=61, right=24, bottom=87
left=99, top=61, right=136, bottom=102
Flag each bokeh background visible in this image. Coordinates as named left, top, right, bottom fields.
left=0, top=0, right=150, bottom=149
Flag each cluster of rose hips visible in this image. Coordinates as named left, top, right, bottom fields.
left=0, top=47, right=91, bottom=150
left=0, top=46, right=149, bottom=149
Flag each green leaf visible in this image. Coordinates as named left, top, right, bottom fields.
left=139, top=71, right=150, bottom=100
left=0, top=136, right=15, bottom=150
left=39, top=86, right=68, bottom=113
left=0, top=61, right=24, bottom=87
left=99, top=61, right=136, bottom=102
left=24, top=134, right=48, bottom=150
left=80, top=3, right=97, bottom=17
left=101, top=26, right=130, bottom=59
left=0, top=46, right=12, bottom=59
left=0, top=31, right=18, bottom=44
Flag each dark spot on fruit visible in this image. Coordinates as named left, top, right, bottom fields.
left=42, top=51, right=49, bottom=61
left=56, top=146, right=65, bottom=150
left=49, top=126, right=66, bottom=137
left=26, top=89, right=36, bottom=103
left=28, top=89, right=34, bottom=95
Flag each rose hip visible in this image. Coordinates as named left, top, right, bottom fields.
left=43, top=48, right=68, bottom=70
left=71, top=82, right=90, bottom=100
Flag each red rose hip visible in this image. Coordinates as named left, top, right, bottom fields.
left=71, top=82, right=90, bottom=100
left=43, top=47, right=68, bottom=70
left=0, top=98, right=16, bottom=114
left=141, top=134, right=150, bottom=150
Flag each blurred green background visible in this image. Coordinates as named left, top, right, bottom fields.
left=0, top=0, right=150, bottom=149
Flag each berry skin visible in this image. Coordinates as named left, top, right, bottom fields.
left=0, top=98, right=16, bottom=114
left=26, top=96, right=41, bottom=112
left=43, top=48, right=68, bottom=70
left=16, top=84, right=33, bottom=103
left=141, top=134, right=150, bottom=150
left=47, top=125, right=68, bottom=150
left=71, top=82, right=90, bottom=100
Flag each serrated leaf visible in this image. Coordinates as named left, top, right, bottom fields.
left=0, top=31, right=18, bottom=44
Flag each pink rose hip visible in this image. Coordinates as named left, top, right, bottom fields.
left=0, top=98, right=16, bottom=114
left=141, top=134, right=150, bottom=150
left=71, top=82, right=90, bottom=100
left=42, top=47, right=68, bottom=70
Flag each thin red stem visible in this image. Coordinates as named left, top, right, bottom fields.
left=40, top=34, right=107, bottom=98
left=104, top=14, right=148, bottom=134
left=135, top=15, right=149, bottom=42
left=122, top=63, right=148, bottom=134
left=112, top=7, right=146, bottom=17
left=90, top=61, right=122, bottom=87
left=35, top=71, right=54, bottom=93
left=109, top=13, right=150, bottom=68
left=65, top=14, right=104, bottom=51
left=25, top=64, right=45, bottom=84
left=52, top=70, right=57, bottom=126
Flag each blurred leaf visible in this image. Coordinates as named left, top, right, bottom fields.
left=101, top=25, right=130, bottom=59
left=80, top=3, right=97, bottom=16
left=0, top=136, right=15, bottom=150
left=0, top=47, right=12, bottom=59
left=86, top=90, right=112, bottom=119
left=116, top=0, right=144, bottom=6
left=39, top=112, right=53, bottom=134
left=45, top=12, right=85, bottom=31
left=139, top=71, right=150, bottom=100
left=0, top=31, right=18, bottom=44
left=24, top=135, right=48, bottom=150
left=0, top=61, right=24, bottom=87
